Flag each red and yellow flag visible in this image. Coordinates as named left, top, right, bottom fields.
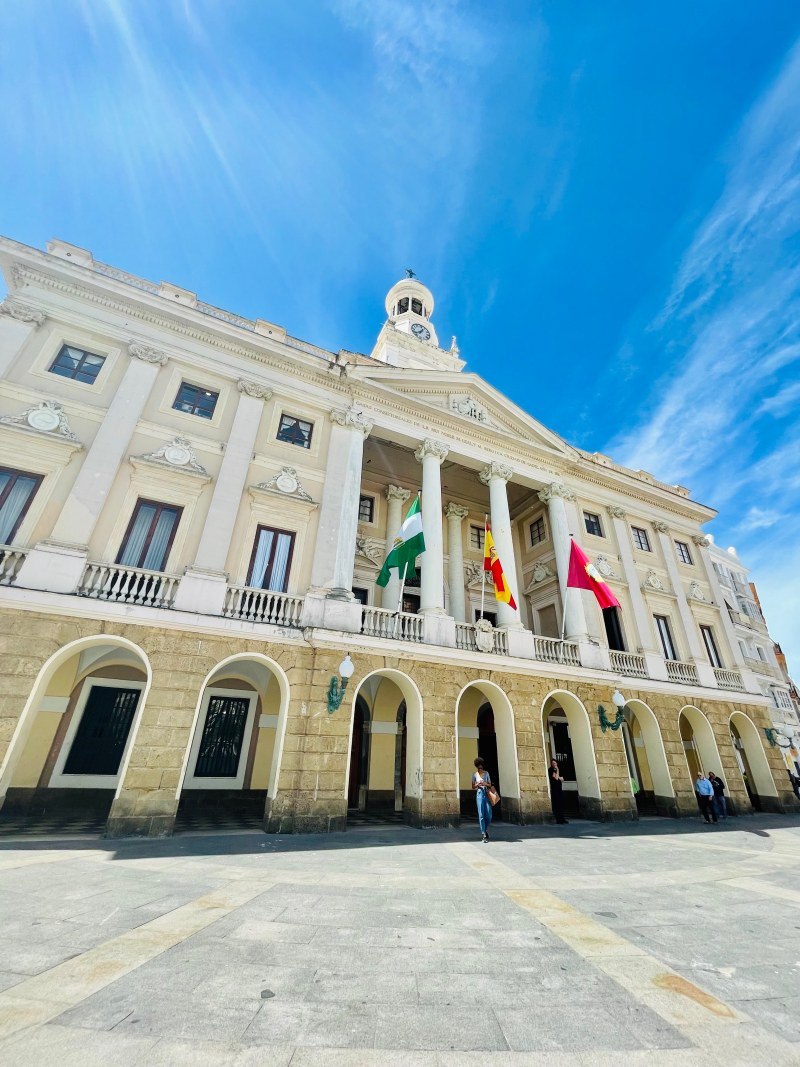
left=483, top=523, right=517, bottom=609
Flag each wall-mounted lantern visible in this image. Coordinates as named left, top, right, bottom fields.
left=326, top=654, right=355, bottom=714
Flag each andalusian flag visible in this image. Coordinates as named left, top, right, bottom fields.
left=483, top=523, right=517, bottom=609
left=567, top=539, right=620, bottom=609
left=376, top=495, right=425, bottom=587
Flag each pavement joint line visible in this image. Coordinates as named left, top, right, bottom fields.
left=722, top=874, right=800, bottom=907
left=0, top=849, right=108, bottom=871
left=444, top=842, right=800, bottom=1059
left=0, top=875, right=276, bottom=1045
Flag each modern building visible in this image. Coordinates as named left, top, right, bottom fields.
left=0, top=236, right=795, bottom=836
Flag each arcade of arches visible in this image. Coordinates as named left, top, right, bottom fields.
left=0, top=610, right=795, bottom=836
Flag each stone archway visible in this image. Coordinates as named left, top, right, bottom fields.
left=621, top=699, right=677, bottom=817
left=456, top=681, right=521, bottom=822
left=541, top=690, right=603, bottom=820
left=729, top=711, right=781, bottom=813
left=678, top=705, right=723, bottom=804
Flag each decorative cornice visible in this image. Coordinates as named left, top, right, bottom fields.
left=128, top=340, right=168, bottom=365
left=330, top=407, right=373, bottom=437
left=254, top=466, right=313, bottom=502
left=479, top=461, right=514, bottom=485
left=133, top=436, right=208, bottom=476
left=538, top=482, right=576, bottom=504
left=692, top=535, right=711, bottom=548
left=444, top=502, right=470, bottom=521
left=386, top=484, right=411, bottom=504
left=237, top=379, right=273, bottom=400
left=653, top=521, right=670, bottom=534
left=606, top=505, right=627, bottom=519
left=0, top=399, right=78, bottom=441
left=0, top=298, right=46, bottom=327
left=415, top=438, right=450, bottom=463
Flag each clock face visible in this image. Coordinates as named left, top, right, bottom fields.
left=411, top=322, right=431, bottom=341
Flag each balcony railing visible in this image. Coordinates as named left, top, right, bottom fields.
left=665, top=659, right=699, bottom=685
left=361, top=606, right=423, bottom=643
left=0, top=545, right=27, bottom=586
left=78, top=562, right=180, bottom=608
left=609, top=650, right=648, bottom=678
left=532, top=635, right=580, bottom=667
left=222, top=585, right=304, bottom=627
left=493, top=629, right=509, bottom=656
left=714, top=667, right=743, bottom=691
left=455, top=621, right=478, bottom=651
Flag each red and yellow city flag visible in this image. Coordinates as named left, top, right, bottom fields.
left=483, top=523, right=517, bottom=610
left=566, top=538, right=620, bottom=609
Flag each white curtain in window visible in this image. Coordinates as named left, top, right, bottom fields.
left=119, top=504, right=155, bottom=567
left=270, top=533, right=291, bottom=591
left=250, top=529, right=275, bottom=588
left=143, top=510, right=177, bottom=571
left=0, top=475, right=37, bottom=543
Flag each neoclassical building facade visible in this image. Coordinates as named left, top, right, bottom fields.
left=0, top=236, right=795, bottom=835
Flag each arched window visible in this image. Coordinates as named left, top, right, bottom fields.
left=397, top=297, right=409, bottom=314
left=411, top=297, right=423, bottom=314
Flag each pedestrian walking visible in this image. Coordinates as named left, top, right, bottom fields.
left=708, top=771, right=727, bottom=820
left=695, top=772, right=717, bottom=824
left=549, top=757, right=568, bottom=824
left=472, top=757, right=493, bottom=842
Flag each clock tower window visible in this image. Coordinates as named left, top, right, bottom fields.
left=411, top=297, right=423, bottom=315
left=396, top=297, right=409, bottom=315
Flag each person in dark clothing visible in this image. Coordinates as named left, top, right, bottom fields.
left=708, top=771, right=727, bottom=821
left=549, top=757, right=568, bottom=824
left=695, top=772, right=717, bottom=824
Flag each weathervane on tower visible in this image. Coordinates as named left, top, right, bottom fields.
left=405, top=267, right=416, bottom=279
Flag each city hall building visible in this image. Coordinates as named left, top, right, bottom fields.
left=0, top=235, right=796, bottom=837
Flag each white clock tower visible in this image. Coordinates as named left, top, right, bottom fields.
left=370, top=274, right=464, bottom=371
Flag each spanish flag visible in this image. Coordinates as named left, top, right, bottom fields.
left=483, top=523, right=517, bottom=609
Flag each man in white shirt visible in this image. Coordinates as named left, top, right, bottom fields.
left=695, top=772, right=717, bottom=824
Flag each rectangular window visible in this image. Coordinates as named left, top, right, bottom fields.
left=247, top=525, right=295, bottom=592
left=0, top=467, right=43, bottom=544
left=675, top=540, right=693, bottom=565
left=117, top=499, right=182, bottom=572
left=49, top=343, right=106, bottom=384
left=469, top=525, right=485, bottom=551
left=700, top=624, right=723, bottom=668
left=475, top=609, right=497, bottom=626
left=632, top=526, right=651, bottom=552
left=352, top=587, right=369, bottom=606
left=538, top=604, right=559, bottom=639
left=584, top=511, right=603, bottom=537
left=173, top=382, right=218, bottom=419
left=654, top=614, right=678, bottom=660
left=358, top=495, right=374, bottom=523
left=529, top=516, right=546, bottom=546
left=276, top=413, right=313, bottom=448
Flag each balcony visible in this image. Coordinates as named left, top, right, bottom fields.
left=665, top=659, right=699, bottom=685
left=714, top=667, right=743, bottom=691
left=361, top=606, right=423, bottom=643
left=0, top=545, right=27, bottom=587
left=222, top=585, right=304, bottom=628
left=78, top=562, right=180, bottom=609
left=609, top=650, right=648, bottom=678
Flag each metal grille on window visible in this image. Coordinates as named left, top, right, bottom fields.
left=63, top=687, right=140, bottom=776
left=194, top=696, right=250, bottom=777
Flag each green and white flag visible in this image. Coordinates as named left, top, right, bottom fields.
left=376, top=495, right=425, bottom=587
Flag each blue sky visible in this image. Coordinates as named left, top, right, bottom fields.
left=1, top=1, right=799, bottom=671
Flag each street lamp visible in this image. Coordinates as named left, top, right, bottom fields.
left=599, top=688, right=627, bottom=732
left=612, top=689, right=626, bottom=710
left=326, top=654, right=355, bottom=714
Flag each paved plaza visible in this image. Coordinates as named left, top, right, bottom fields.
left=2, top=816, right=800, bottom=1065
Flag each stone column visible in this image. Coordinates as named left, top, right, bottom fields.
left=692, top=534, right=761, bottom=694
left=382, top=484, right=410, bottom=610
left=653, top=522, right=716, bottom=687
left=16, top=341, right=167, bottom=593
left=444, top=503, right=469, bottom=622
left=479, top=462, right=521, bottom=629
left=415, top=439, right=448, bottom=614
left=607, top=506, right=669, bottom=681
left=303, top=408, right=372, bottom=633
left=538, top=482, right=588, bottom=641
left=173, top=380, right=272, bottom=615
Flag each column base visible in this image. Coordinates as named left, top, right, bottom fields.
left=739, top=668, right=763, bottom=695
left=577, top=640, right=612, bottom=671
left=105, top=814, right=176, bottom=838
left=300, top=591, right=362, bottom=633
left=15, top=540, right=88, bottom=594
left=172, top=568, right=228, bottom=615
left=642, top=651, right=669, bottom=681
left=403, top=792, right=460, bottom=828
left=264, top=793, right=348, bottom=833
left=422, top=613, right=456, bottom=648
left=504, top=627, right=535, bottom=659
left=693, top=660, right=718, bottom=688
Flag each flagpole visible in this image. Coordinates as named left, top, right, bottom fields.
left=480, top=514, right=487, bottom=621
left=559, top=534, right=572, bottom=662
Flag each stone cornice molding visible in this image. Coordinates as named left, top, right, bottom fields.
left=128, top=340, right=168, bottom=365
left=444, top=502, right=470, bottom=521
left=0, top=399, right=79, bottom=442
left=538, top=482, right=576, bottom=504
left=329, top=407, right=373, bottom=437
left=386, top=484, right=411, bottom=503
left=479, top=461, right=514, bottom=485
left=653, top=521, right=670, bottom=534
left=692, top=535, right=711, bottom=548
left=237, top=379, right=273, bottom=400
left=415, top=438, right=450, bottom=463
left=606, top=505, right=627, bottom=519
left=0, top=298, right=46, bottom=327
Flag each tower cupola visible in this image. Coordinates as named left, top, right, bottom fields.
left=385, top=274, right=438, bottom=346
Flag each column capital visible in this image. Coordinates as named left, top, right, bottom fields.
left=386, top=484, right=411, bottom=503
left=606, top=504, right=627, bottom=519
left=537, top=481, right=576, bottom=504
left=692, top=534, right=711, bottom=548
left=479, top=461, right=513, bottom=485
left=0, top=298, right=46, bottom=327
left=445, top=502, right=470, bottom=521
left=330, top=407, right=373, bottom=437
left=653, top=521, right=670, bottom=534
left=128, top=340, right=168, bottom=365
left=415, top=438, right=449, bottom=463
left=237, top=379, right=273, bottom=400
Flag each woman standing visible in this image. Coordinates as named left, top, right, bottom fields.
left=549, top=757, right=568, bottom=824
left=472, top=757, right=493, bottom=843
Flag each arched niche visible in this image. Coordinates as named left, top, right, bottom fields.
left=456, top=680, right=521, bottom=822
left=541, top=690, right=602, bottom=820
left=622, top=698, right=677, bottom=817
left=729, top=710, right=780, bottom=812
left=678, top=705, right=723, bottom=798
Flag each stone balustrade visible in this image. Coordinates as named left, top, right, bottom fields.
left=78, top=562, right=180, bottom=609
left=0, top=545, right=27, bottom=586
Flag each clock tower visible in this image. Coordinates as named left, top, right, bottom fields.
left=370, top=274, right=464, bottom=371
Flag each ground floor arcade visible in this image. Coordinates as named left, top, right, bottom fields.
left=0, top=607, right=796, bottom=836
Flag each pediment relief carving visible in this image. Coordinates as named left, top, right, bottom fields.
left=464, top=559, right=492, bottom=588
left=0, top=399, right=80, bottom=444
left=251, top=466, right=316, bottom=506
left=355, top=536, right=385, bottom=568
left=132, top=436, right=209, bottom=479
left=524, top=561, right=555, bottom=593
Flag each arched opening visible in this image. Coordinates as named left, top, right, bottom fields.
left=347, top=670, right=422, bottom=825
left=176, top=654, right=289, bottom=831
left=679, top=706, right=724, bottom=816
left=456, top=681, right=520, bottom=823
left=619, top=699, right=676, bottom=817
left=729, top=711, right=779, bottom=813
left=0, top=635, right=151, bottom=833
left=541, top=691, right=602, bottom=821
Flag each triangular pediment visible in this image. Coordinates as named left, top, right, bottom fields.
left=354, top=368, right=577, bottom=459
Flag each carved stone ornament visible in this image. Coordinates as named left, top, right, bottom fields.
left=692, top=534, right=711, bottom=548
left=135, top=436, right=208, bottom=475
left=355, top=536, right=385, bottom=567
left=595, top=555, right=617, bottom=579
left=606, top=505, right=627, bottom=519
left=237, top=379, right=273, bottom=400
left=255, top=466, right=313, bottom=502
left=0, top=399, right=77, bottom=440
left=330, top=407, right=373, bottom=437
left=653, top=521, right=670, bottom=534
left=449, top=394, right=489, bottom=423
left=524, top=561, right=554, bottom=592
left=537, top=482, right=576, bottom=504
left=642, top=569, right=666, bottom=592
left=128, top=340, right=168, bottom=365
left=474, top=618, right=495, bottom=653
left=386, top=484, right=411, bottom=503
left=464, top=559, right=492, bottom=587
left=0, top=298, right=46, bottom=327
left=479, top=461, right=514, bottom=485
left=688, top=581, right=708, bottom=602
left=415, top=438, right=450, bottom=463
left=445, top=502, right=470, bottom=521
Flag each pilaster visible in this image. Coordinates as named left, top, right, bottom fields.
left=415, top=439, right=449, bottom=615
